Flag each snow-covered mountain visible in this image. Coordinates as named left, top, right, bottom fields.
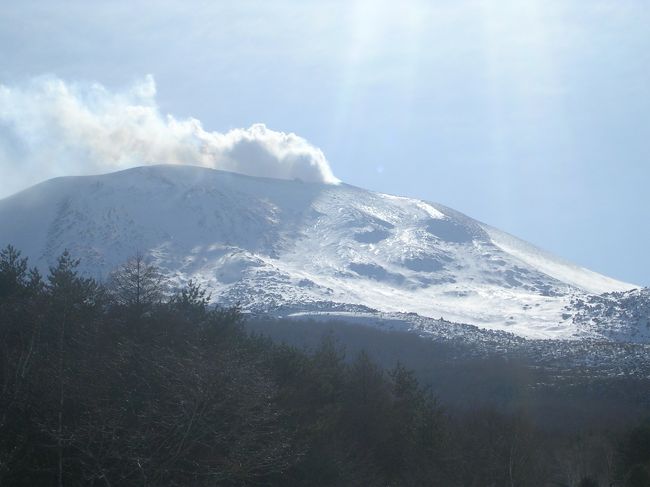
left=0, top=164, right=644, bottom=341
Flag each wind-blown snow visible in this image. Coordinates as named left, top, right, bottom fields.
left=0, top=164, right=640, bottom=341
left=482, top=225, right=635, bottom=295
left=0, top=76, right=338, bottom=198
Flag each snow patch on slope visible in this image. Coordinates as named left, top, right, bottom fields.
left=483, top=224, right=637, bottom=294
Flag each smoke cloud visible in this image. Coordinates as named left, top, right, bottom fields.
left=0, top=75, right=339, bottom=197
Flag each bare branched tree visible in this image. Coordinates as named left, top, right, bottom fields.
left=108, top=253, right=165, bottom=313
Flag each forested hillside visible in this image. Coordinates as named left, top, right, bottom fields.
left=1, top=245, right=649, bottom=486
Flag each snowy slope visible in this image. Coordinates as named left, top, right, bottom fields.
left=0, top=164, right=640, bottom=340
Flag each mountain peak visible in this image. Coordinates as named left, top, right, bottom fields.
left=0, top=164, right=638, bottom=340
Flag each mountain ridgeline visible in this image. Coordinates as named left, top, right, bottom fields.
left=0, top=164, right=646, bottom=343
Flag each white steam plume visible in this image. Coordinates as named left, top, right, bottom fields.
left=0, top=75, right=339, bottom=197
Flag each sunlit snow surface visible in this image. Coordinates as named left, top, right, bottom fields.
left=0, top=165, right=641, bottom=341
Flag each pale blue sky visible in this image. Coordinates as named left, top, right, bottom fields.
left=1, top=0, right=648, bottom=285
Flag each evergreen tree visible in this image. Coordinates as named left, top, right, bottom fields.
left=0, top=244, right=28, bottom=298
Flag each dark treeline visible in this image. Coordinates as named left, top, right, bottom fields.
left=246, top=317, right=650, bottom=433
left=1, top=245, right=649, bottom=486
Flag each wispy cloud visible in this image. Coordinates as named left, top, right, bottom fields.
left=0, top=75, right=338, bottom=197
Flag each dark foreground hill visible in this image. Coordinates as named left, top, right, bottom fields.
left=1, top=246, right=650, bottom=486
